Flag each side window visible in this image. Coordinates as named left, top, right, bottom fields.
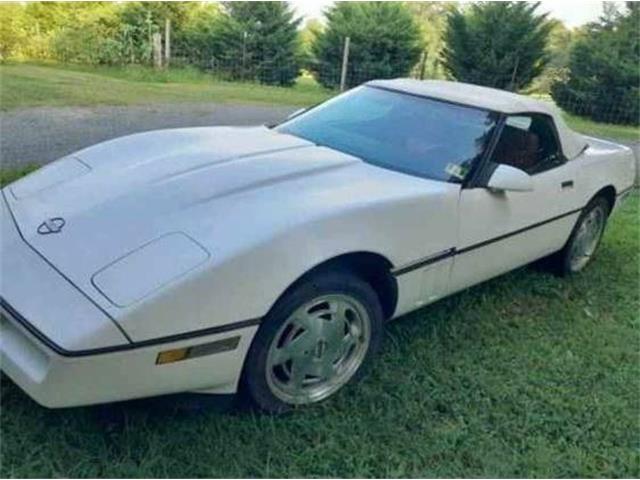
left=491, top=114, right=563, bottom=174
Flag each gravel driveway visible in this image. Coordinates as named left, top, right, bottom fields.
left=0, top=103, right=297, bottom=168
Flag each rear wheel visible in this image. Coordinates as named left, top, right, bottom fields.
left=242, top=271, right=383, bottom=413
left=554, top=196, right=609, bottom=276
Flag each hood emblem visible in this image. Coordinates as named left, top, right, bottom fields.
left=37, top=217, right=65, bottom=235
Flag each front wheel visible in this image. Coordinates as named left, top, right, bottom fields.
left=555, top=196, right=609, bottom=276
left=242, top=270, right=383, bottom=414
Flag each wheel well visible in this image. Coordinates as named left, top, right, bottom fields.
left=289, top=252, right=398, bottom=320
left=593, top=185, right=616, bottom=214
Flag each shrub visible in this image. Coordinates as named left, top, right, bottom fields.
left=0, top=3, right=29, bottom=60
left=311, top=2, right=422, bottom=89
left=442, top=2, right=552, bottom=91
left=551, top=3, right=640, bottom=125
left=209, top=1, right=302, bottom=86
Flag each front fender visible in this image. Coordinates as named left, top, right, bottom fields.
left=112, top=189, right=457, bottom=342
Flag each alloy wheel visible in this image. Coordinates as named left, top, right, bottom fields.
left=265, top=294, right=371, bottom=405
left=569, top=205, right=606, bottom=272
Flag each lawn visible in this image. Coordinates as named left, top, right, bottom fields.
left=1, top=62, right=638, bottom=143
left=0, top=63, right=332, bottom=111
left=0, top=164, right=638, bottom=477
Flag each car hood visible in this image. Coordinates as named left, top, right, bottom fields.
left=3, top=126, right=363, bottom=298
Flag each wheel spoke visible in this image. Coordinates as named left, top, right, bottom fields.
left=342, top=332, right=357, bottom=351
left=301, top=358, right=327, bottom=379
left=338, top=333, right=358, bottom=360
left=329, top=319, right=347, bottom=345
left=271, top=331, right=312, bottom=365
left=320, top=359, right=336, bottom=379
left=325, top=300, right=349, bottom=342
left=293, top=313, right=323, bottom=337
left=289, top=357, right=310, bottom=390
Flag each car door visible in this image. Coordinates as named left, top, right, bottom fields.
left=449, top=113, right=583, bottom=293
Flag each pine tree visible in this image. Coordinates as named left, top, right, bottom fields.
left=551, top=3, right=639, bottom=125
left=213, top=1, right=302, bottom=86
left=442, top=2, right=552, bottom=91
left=311, top=2, right=422, bottom=89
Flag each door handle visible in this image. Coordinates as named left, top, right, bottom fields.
left=561, top=180, right=574, bottom=189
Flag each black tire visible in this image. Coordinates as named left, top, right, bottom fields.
left=241, top=269, right=384, bottom=414
left=552, top=196, right=610, bottom=276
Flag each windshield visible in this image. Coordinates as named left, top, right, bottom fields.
left=277, top=86, right=499, bottom=183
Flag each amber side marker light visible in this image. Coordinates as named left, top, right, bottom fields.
left=156, top=336, right=241, bottom=365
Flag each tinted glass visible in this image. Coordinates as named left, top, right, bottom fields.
left=492, top=114, right=562, bottom=174
left=277, top=86, right=499, bottom=183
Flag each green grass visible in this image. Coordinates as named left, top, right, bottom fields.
left=0, top=165, right=38, bottom=185
left=562, top=111, right=639, bottom=143
left=0, top=165, right=638, bottom=477
left=1, top=62, right=638, bottom=143
left=0, top=62, right=332, bottom=111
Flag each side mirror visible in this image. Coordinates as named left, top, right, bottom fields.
left=487, top=164, right=533, bottom=192
left=286, top=108, right=307, bottom=120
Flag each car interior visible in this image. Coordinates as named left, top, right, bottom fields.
left=491, top=114, right=562, bottom=174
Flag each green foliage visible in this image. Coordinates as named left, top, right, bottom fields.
left=23, top=2, right=109, bottom=33
left=406, top=2, right=457, bottom=79
left=2, top=2, right=223, bottom=67
left=172, top=3, right=222, bottom=67
left=443, top=2, right=552, bottom=91
left=0, top=3, right=29, bottom=60
left=49, top=4, right=132, bottom=65
left=311, top=2, right=422, bottom=89
left=118, top=1, right=192, bottom=31
left=209, top=2, right=302, bottom=86
left=116, top=1, right=194, bottom=64
left=551, top=3, right=640, bottom=125
left=21, top=2, right=117, bottom=60
left=299, top=18, right=323, bottom=65
left=528, top=20, right=577, bottom=94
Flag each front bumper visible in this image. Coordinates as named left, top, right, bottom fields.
left=1, top=189, right=258, bottom=408
left=1, top=300, right=259, bottom=408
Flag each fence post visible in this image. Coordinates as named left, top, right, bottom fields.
left=152, top=32, right=163, bottom=69
left=165, top=19, right=171, bottom=68
left=340, top=36, right=350, bottom=92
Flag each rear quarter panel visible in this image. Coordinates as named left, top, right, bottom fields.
left=575, top=137, right=636, bottom=210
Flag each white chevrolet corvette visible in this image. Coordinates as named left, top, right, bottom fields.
left=1, top=80, right=636, bottom=412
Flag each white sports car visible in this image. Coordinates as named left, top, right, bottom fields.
left=1, top=80, right=635, bottom=412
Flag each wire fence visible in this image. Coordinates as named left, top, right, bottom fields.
left=1, top=52, right=638, bottom=173
left=172, top=53, right=639, bottom=128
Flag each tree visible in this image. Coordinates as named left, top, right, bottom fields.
left=49, top=4, right=123, bottom=65
left=528, top=19, right=577, bottom=94
left=311, top=2, right=422, bottom=89
left=299, top=18, right=322, bottom=66
left=442, top=2, right=552, bottom=91
left=550, top=3, right=639, bottom=125
left=116, top=2, right=194, bottom=64
left=172, top=3, right=223, bottom=67
left=0, top=3, right=29, bottom=60
left=407, top=2, right=457, bottom=79
left=24, top=2, right=111, bottom=34
left=5, top=2, right=113, bottom=60
left=211, top=1, right=302, bottom=86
